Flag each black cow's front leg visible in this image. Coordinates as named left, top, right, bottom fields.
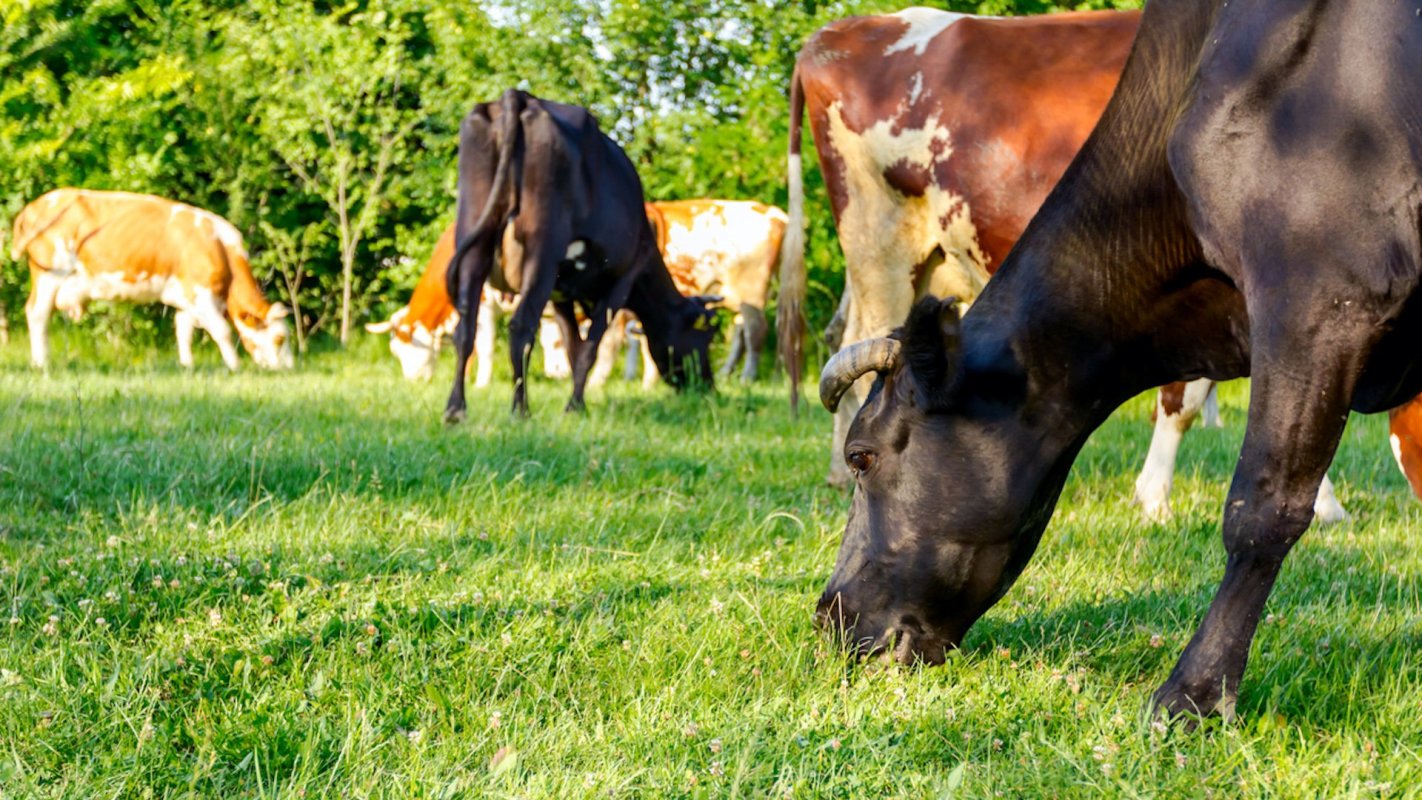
left=568, top=269, right=642, bottom=412
left=551, top=300, right=584, bottom=410
left=1152, top=345, right=1359, bottom=721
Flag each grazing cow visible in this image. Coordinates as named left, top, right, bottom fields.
left=444, top=90, right=716, bottom=420
left=646, top=200, right=787, bottom=381
left=10, top=188, right=292, bottom=370
left=777, top=8, right=1140, bottom=485
left=364, top=223, right=575, bottom=383
left=1391, top=397, right=1422, bottom=501
left=777, top=8, right=1348, bottom=523
left=814, top=0, right=1422, bottom=720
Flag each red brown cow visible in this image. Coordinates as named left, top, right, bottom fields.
left=777, top=9, right=1140, bottom=486
left=1390, top=397, right=1422, bottom=500
left=11, top=188, right=292, bottom=370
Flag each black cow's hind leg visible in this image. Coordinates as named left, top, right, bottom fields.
left=509, top=238, right=562, bottom=417
left=1152, top=338, right=1363, bottom=722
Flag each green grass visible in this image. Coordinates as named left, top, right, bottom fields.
left=2, top=328, right=1420, bottom=798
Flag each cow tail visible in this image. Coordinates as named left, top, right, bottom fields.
left=10, top=195, right=79, bottom=262
left=644, top=203, right=669, bottom=255
left=447, top=89, right=524, bottom=304
left=777, top=61, right=809, bottom=414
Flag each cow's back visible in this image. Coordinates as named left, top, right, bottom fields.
left=800, top=9, right=1139, bottom=272
left=653, top=200, right=786, bottom=308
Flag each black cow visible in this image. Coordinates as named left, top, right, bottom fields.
left=443, top=90, right=717, bottom=421
left=814, top=0, right=1422, bottom=721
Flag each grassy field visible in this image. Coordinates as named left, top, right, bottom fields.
left=1, top=329, right=1420, bottom=798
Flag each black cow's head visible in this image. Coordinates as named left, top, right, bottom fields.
left=816, top=296, right=1062, bottom=665
left=648, top=296, right=718, bottom=390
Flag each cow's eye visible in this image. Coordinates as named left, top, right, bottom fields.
left=846, top=450, right=875, bottom=475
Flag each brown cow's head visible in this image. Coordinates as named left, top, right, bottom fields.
left=235, top=303, right=295, bottom=370
left=816, top=296, right=1060, bottom=664
left=367, top=307, right=445, bottom=381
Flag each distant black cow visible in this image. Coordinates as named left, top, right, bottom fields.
left=443, top=90, right=716, bottom=421
left=814, top=0, right=1422, bottom=721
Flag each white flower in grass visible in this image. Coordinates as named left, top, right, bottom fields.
left=106, top=536, right=121, bottom=548
left=42, top=616, right=58, bottom=636
left=207, top=608, right=222, bottom=627
left=95, top=618, right=108, bottom=628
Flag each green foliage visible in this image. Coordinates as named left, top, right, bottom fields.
left=0, top=347, right=1418, bottom=796
left=0, top=0, right=1141, bottom=347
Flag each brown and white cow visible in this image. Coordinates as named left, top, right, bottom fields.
left=646, top=200, right=787, bottom=381
left=1390, top=396, right=1422, bottom=501
left=776, top=8, right=1352, bottom=521
left=778, top=8, right=1140, bottom=485
left=364, top=223, right=575, bottom=383
left=11, top=188, right=292, bottom=370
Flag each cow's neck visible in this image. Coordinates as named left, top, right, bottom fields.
left=960, top=0, right=1239, bottom=478
left=625, top=255, right=686, bottom=350
left=225, top=254, right=272, bottom=322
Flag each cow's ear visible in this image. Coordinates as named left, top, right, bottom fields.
left=266, top=303, right=290, bottom=322
left=902, top=296, right=963, bottom=411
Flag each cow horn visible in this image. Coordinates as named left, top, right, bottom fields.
left=820, top=338, right=902, bottom=413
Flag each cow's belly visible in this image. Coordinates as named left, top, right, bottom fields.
left=53, top=269, right=179, bottom=312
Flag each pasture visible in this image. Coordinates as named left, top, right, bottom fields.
left=1, top=332, right=1419, bottom=798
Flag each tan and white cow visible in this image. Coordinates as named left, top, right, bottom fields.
left=646, top=200, right=787, bottom=381
left=10, top=188, right=292, bottom=370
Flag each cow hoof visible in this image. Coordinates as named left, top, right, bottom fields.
left=1150, top=680, right=1235, bottom=727
left=565, top=399, right=586, bottom=414
left=443, top=407, right=467, bottom=426
left=1132, top=486, right=1172, bottom=523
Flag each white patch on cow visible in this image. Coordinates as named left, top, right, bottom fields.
left=907, top=72, right=925, bottom=106
left=826, top=103, right=988, bottom=339
left=565, top=240, right=586, bottom=259
left=884, top=8, right=973, bottom=57
left=389, top=320, right=441, bottom=381
left=1313, top=474, right=1347, bottom=525
left=540, top=318, right=572, bottom=379
left=662, top=201, right=782, bottom=310
left=1132, top=380, right=1212, bottom=522
left=1392, top=433, right=1407, bottom=477
left=188, top=285, right=241, bottom=371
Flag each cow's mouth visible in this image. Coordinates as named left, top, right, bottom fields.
left=815, top=595, right=960, bottom=666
